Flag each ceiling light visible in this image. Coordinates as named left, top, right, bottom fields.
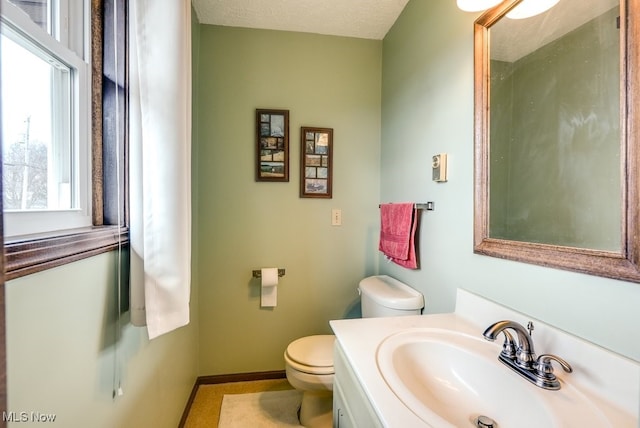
left=456, top=0, right=502, bottom=12
left=506, top=0, right=560, bottom=19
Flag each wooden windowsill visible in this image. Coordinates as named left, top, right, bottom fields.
left=4, top=226, right=129, bottom=281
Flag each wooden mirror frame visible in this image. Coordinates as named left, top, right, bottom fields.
left=473, top=0, right=640, bottom=283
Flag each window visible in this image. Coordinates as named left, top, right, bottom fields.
left=2, top=0, right=128, bottom=280
left=1, top=0, right=91, bottom=237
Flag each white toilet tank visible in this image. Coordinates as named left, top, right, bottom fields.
left=358, top=275, right=424, bottom=318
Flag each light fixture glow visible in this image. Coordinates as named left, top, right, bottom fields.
left=506, top=0, right=560, bottom=19
left=456, top=0, right=502, bottom=12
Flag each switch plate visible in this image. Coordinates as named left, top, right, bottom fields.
left=331, top=209, right=342, bottom=226
left=432, top=153, right=448, bottom=182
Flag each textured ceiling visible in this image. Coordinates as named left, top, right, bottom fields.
left=191, top=0, right=410, bottom=40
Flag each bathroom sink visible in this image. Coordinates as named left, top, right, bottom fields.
left=376, top=328, right=614, bottom=427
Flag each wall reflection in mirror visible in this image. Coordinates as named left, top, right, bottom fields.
left=488, top=0, right=620, bottom=251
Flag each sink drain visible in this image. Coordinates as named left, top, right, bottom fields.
left=475, top=415, right=497, bottom=428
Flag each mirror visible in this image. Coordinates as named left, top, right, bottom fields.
left=474, top=0, right=640, bottom=282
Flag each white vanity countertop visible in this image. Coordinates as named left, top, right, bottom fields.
left=330, top=288, right=640, bottom=427
left=331, top=312, right=486, bottom=427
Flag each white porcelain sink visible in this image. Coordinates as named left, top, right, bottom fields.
left=376, top=328, right=615, bottom=427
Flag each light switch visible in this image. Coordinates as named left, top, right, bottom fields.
left=331, top=209, right=342, bottom=226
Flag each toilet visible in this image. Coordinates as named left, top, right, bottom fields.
left=284, top=275, right=425, bottom=427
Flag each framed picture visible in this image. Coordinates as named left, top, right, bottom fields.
left=256, top=109, right=289, bottom=182
left=300, top=127, right=333, bottom=198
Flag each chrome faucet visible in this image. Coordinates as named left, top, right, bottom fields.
left=484, top=320, right=536, bottom=369
left=483, top=320, right=572, bottom=390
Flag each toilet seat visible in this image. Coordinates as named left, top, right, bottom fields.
left=284, top=335, right=335, bottom=375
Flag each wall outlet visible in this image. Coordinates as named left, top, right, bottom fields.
left=432, top=153, right=448, bottom=182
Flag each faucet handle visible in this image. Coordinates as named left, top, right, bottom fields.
left=535, top=354, right=573, bottom=379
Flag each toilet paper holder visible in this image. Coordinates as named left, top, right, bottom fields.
left=252, top=268, right=286, bottom=278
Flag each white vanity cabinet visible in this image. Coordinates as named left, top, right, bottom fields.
left=333, top=342, right=383, bottom=428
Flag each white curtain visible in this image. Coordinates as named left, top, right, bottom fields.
left=129, top=0, right=192, bottom=339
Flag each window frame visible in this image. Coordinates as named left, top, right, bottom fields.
left=1, top=0, right=92, bottom=236
left=4, top=0, right=129, bottom=281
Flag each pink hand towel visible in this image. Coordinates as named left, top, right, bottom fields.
left=379, top=203, right=419, bottom=269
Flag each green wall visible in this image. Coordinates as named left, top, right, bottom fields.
left=6, top=253, right=198, bottom=428
left=195, top=26, right=382, bottom=375
left=381, top=0, right=640, bottom=361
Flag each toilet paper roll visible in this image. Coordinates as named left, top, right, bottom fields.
left=261, top=268, right=279, bottom=307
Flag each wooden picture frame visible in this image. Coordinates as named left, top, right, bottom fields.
left=256, top=109, right=289, bottom=182
left=300, top=127, right=333, bottom=198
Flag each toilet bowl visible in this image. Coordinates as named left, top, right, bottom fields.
left=284, top=335, right=335, bottom=428
left=284, top=275, right=424, bottom=427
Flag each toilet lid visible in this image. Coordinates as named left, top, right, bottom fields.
left=285, top=335, right=335, bottom=375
